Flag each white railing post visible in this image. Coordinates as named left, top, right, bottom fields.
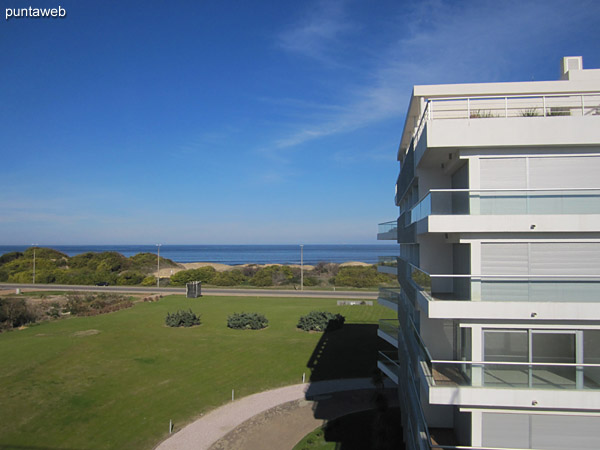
left=582, top=94, right=585, bottom=116
left=505, top=97, right=508, bottom=117
left=543, top=95, right=547, bottom=116
left=428, top=100, right=432, bottom=121
left=467, top=98, right=470, bottom=119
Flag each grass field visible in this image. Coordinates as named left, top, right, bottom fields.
left=0, top=295, right=395, bottom=449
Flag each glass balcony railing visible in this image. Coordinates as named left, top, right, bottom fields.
left=377, top=256, right=398, bottom=270
left=378, top=287, right=401, bottom=306
left=378, top=351, right=401, bottom=380
left=378, top=220, right=398, bottom=234
left=378, top=319, right=399, bottom=342
left=409, top=189, right=600, bottom=224
left=429, top=360, right=600, bottom=391
left=406, top=264, right=600, bottom=302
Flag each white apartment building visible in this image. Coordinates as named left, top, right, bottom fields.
left=376, top=57, right=600, bottom=450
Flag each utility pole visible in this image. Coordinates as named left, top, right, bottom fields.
left=300, top=244, right=304, bottom=291
left=156, top=244, right=161, bottom=288
left=32, top=244, right=38, bottom=284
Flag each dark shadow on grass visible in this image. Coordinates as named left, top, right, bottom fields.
left=301, top=323, right=403, bottom=450
left=307, top=324, right=392, bottom=381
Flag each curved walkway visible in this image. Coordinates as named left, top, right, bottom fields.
left=156, top=378, right=397, bottom=450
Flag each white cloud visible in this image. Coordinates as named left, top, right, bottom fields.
left=268, top=0, right=600, bottom=152
left=277, top=0, right=354, bottom=64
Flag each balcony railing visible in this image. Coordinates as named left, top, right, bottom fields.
left=409, top=188, right=600, bottom=224
left=378, top=287, right=401, bottom=306
left=413, top=92, right=600, bottom=151
left=378, top=319, right=399, bottom=343
left=378, top=220, right=398, bottom=234
left=378, top=255, right=398, bottom=268
left=407, top=263, right=600, bottom=303
left=377, top=220, right=398, bottom=240
left=429, top=360, right=600, bottom=391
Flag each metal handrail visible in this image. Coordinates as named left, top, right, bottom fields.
left=413, top=187, right=600, bottom=208
left=408, top=262, right=600, bottom=279
left=432, top=360, right=600, bottom=368
left=412, top=92, right=600, bottom=152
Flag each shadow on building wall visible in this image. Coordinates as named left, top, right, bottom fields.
left=302, top=323, right=404, bottom=450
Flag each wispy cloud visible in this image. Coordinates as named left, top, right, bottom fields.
left=268, top=0, right=600, bottom=153
left=277, top=0, right=354, bottom=64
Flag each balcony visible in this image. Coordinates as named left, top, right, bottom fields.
left=377, top=220, right=398, bottom=240
left=413, top=92, right=600, bottom=152
left=377, top=287, right=401, bottom=311
left=378, top=319, right=399, bottom=347
left=377, top=350, right=401, bottom=384
left=409, top=188, right=600, bottom=226
left=406, top=263, right=600, bottom=303
left=428, top=360, right=600, bottom=391
left=377, top=256, right=398, bottom=275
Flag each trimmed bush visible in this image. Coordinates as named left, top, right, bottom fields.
left=297, top=311, right=345, bottom=332
left=227, top=312, right=268, bottom=330
left=165, top=309, right=201, bottom=327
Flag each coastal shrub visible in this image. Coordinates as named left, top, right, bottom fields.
left=303, top=276, right=319, bottom=287
left=70, top=252, right=127, bottom=273
left=333, top=265, right=389, bottom=288
left=0, top=251, right=23, bottom=265
left=141, top=275, right=157, bottom=286
left=165, top=309, right=201, bottom=327
left=0, top=297, right=40, bottom=330
left=227, top=312, right=268, bottom=330
left=23, top=247, right=68, bottom=260
left=54, top=269, right=97, bottom=285
left=212, top=270, right=247, bottom=286
left=116, top=271, right=145, bottom=285
left=297, top=311, right=345, bottom=332
left=8, top=271, right=33, bottom=284
left=129, top=252, right=179, bottom=271
left=65, top=293, right=133, bottom=316
left=250, top=265, right=294, bottom=287
left=169, top=267, right=216, bottom=286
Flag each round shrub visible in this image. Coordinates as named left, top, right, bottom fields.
left=297, top=311, right=345, bottom=332
left=227, top=312, right=268, bottom=330
left=165, top=309, right=201, bottom=328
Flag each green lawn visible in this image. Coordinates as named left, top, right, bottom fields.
left=0, top=295, right=395, bottom=449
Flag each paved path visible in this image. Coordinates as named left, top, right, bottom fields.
left=156, top=379, right=397, bottom=450
left=0, top=283, right=377, bottom=299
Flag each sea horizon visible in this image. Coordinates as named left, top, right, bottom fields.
left=0, top=244, right=397, bottom=265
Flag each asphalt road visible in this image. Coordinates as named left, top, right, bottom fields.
left=0, top=283, right=378, bottom=299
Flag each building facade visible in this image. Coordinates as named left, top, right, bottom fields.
left=377, top=57, right=600, bottom=449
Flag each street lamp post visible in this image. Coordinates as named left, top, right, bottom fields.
left=300, top=244, right=304, bottom=291
left=156, top=244, right=161, bottom=288
left=32, top=244, right=38, bottom=284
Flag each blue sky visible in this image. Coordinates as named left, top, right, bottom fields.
left=1, top=0, right=599, bottom=245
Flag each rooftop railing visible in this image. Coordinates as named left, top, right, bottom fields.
left=412, top=92, right=600, bottom=151
left=409, top=188, right=600, bottom=224
left=406, top=263, right=600, bottom=303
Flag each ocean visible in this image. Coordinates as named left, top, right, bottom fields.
left=0, top=244, right=397, bottom=265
